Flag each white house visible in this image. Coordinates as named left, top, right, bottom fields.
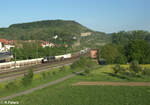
left=41, top=41, right=55, bottom=48
left=0, top=39, right=15, bottom=52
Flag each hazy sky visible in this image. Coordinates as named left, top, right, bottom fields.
left=0, top=0, right=149, bottom=33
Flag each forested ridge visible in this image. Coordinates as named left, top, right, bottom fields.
left=0, top=20, right=97, bottom=40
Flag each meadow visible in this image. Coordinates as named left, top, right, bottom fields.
left=3, top=64, right=150, bottom=105
left=0, top=65, right=75, bottom=98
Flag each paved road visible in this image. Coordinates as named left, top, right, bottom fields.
left=0, top=71, right=82, bottom=101
left=72, top=81, right=150, bottom=86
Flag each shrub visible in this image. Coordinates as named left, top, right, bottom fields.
left=84, top=69, right=90, bottom=75
left=5, top=81, right=17, bottom=90
left=129, top=61, right=142, bottom=76
left=52, top=71, right=56, bottom=75
left=47, top=72, right=51, bottom=76
left=142, top=68, right=150, bottom=76
left=42, top=72, right=46, bottom=79
left=118, top=67, right=127, bottom=75
left=113, top=64, right=121, bottom=75
left=59, top=66, right=65, bottom=72
left=28, top=69, right=34, bottom=79
left=22, top=69, right=34, bottom=87
left=71, top=57, right=97, bottom=75
left=71, top=57, right=96, bottom=70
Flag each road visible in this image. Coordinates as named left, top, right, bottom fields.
left=72, top=81, right=150, bottom=86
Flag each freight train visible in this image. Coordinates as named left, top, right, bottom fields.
left=42, top=53, right=72, bottom=63
left=0, top=58, right=42, bottom=70
left=0, top=48, right=90, bottom=70
left=41, top=48, right=90, bottom=63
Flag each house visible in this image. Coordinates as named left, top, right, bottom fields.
left=80, top=32, right=92, bottom=37
left=90, top=49, right=98, bottom=59
left=41, top=41, right=55, bottom=48
left=0, top=38, right=15, bottom=52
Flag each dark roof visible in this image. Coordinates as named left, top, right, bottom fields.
left=0, top=53, right=12, bottom=60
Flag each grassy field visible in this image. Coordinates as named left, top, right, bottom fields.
left=8, top=82, right=150, bottom=105
left=3, top=65, right=150, bottom=105
left=0, top=65, right=76, bottom=98
left=73, top=65, right=150, bottom=82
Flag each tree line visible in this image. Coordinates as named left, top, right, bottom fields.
left=11, top=42, right=71, bottom=60
left=100, top=30, right=150, bottom=64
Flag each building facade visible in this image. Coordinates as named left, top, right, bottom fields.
left=0, top=39, right=15, bottom=52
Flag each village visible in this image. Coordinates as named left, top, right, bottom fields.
left=0, top=38, right=56, bottom=62
left=0, top=38, right=56, bottom=52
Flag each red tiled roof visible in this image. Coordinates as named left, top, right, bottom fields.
left=0, top=38, right=14, bottom=45
left=0, top=39, right=8, bottom=44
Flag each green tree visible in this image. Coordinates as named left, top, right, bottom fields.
left=71, top=57, right=96, bottom=74
left=100, top=44, right=119, bottom=64
left=115, top=54, right=127, bottom=64
left=125, top=40, right=149, bottom=63
left=111, top=30, right=150, bottom=45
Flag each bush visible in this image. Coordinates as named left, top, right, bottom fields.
left=22, top=69, right=34, bottom=87
left=42, top=72, right=46, bottom=79
left=142, top=68, right=150, bottom=76
left=84, top=69, right=90, bottom=75
left=52, top=71, right=56, bottom=75
left=129, top=61, right=142, bottom=76
left=59, top=66, right=65, bottom=72
left=47, top=72, right=51, bottom=76
left=71, top=57, right=85, bottom=69
left=113, top=64, right=122, bottom=75
left=112, top=64, right=130, bottom=78
left=70, top=57, right=97, bottom=76
left=71, top=57, right=96, bottom=70
left=5, top=81, right=17, bottom=90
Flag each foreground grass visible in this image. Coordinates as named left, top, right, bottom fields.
left=69, top=65, right=150, bottom=82
left=0, top=65, right=75, bottom=98
left=7, top=76, right=150, bottom=105
left=3, top=64, right=150, bottom=105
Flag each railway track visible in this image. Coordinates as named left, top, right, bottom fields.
left=0, top=53, right=89, bottom=82
left=0, top=52, right=89, bottom=75
left=0, top=57, right=79, bottom=79
left=0, top=53, right=83, bottom=73
left=0, top=62, right=74, bottom=83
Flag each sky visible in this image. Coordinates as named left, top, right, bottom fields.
left=0, top=0, right=149, bottom=33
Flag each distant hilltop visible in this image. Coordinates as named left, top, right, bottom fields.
left=9, top=20, right=89, bottom=30
left=0, top=20, right=102, bottom=40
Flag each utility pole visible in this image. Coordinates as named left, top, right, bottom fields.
left=48, top=38, right=50, bottom=56
left=62, top=38, right=66, bottom=54
left=14, top=47, right=16, bottom=69
left=36, top=38, right=39, bottom=64
left=36, top=38, right=38, bottom=58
